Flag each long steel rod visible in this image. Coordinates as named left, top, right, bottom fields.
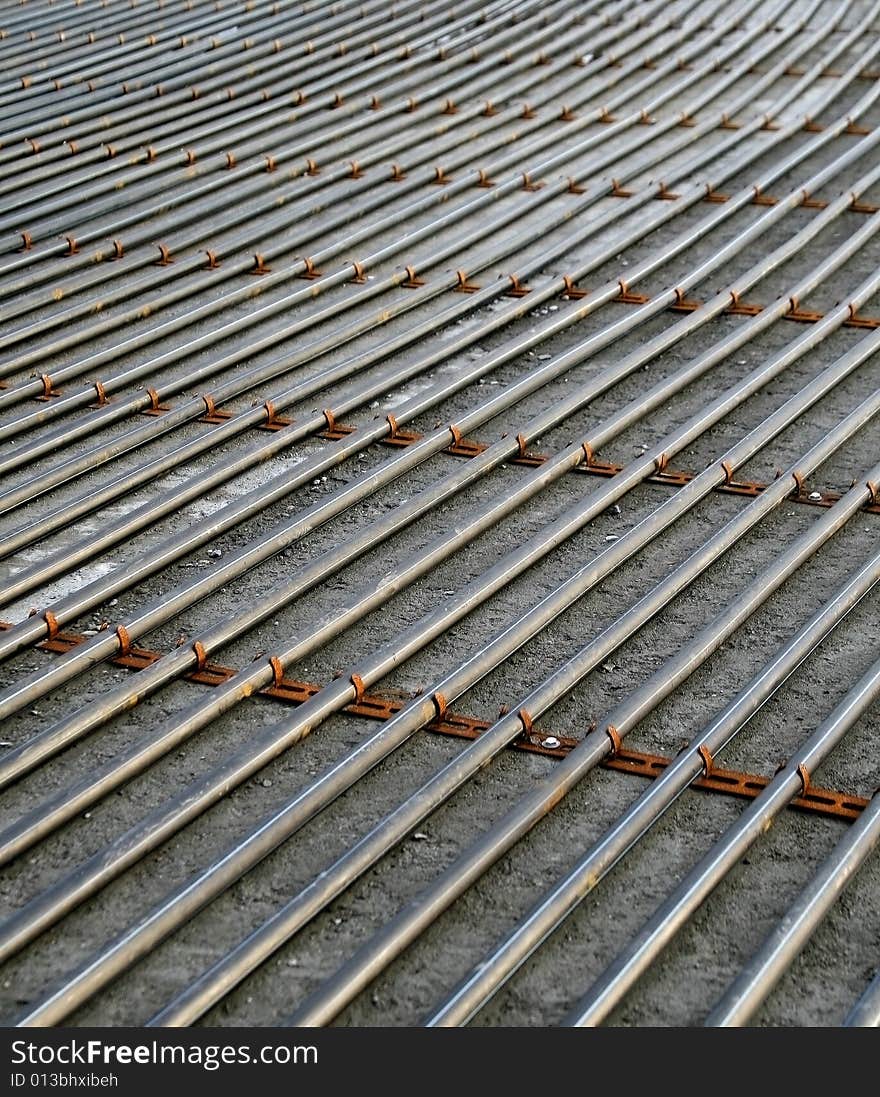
left=0, top=0, right=771, bottom=406
left=0, top=0, right=581, bottom=207
left=278, top=454, right=880, bottom=1028
left=0, top=0, right=563, bottom=213
left=0, top=6, right=631, bottom=314
left=0, top=32, right=862, bottom=539
left=0, top=1, right=639, bottom=324
left=844, top=967, right=880, bottom=1027
left=7, top=63, right=871, bottom=595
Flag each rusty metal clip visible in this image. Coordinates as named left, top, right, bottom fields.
left=616, top=280, right=650, bottom=304
left=402, top=265, right=425, bottom=288
left=562, top=275, right=588, bottom=299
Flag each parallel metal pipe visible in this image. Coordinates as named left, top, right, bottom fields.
left=705, top=788, right=880, bottom=1026
left=0, top=1, right=636, bottom=324
left=9, top=225, right=878, bottom=836
left=425, top=548, right=880, bottom=1025
left=280, top=454, right=880, bottom=1029
left=0, top=0, right=563, bottom=214
left=1, top=151, right=872, bottom=696
left=2, top=26, right=872, bottom=566
left=0, top=0, right=767, bottom=403
left=0, top=34, right=865, bottom=525
left=0, top=0, right=464, bottom=122
left=0, top=7, right=625, bottom=314
left=11, top=316, right=880, bottom=1025
left=564, top=652, right=880, bottom=1027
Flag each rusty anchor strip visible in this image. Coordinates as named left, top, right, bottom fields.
left=7, top=625, right=870, bottom=825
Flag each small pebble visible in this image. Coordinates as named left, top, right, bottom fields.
left=605, top=534, right=619, bottom=542
left=412, top=832, right=429, bottom=840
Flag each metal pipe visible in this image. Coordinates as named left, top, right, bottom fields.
left=844, top=967, right=880, bottom=1027
left=0, top=1, right=632, bottom=322
left=0, top=0, right=467, bottom=121
left=0, top=9, right=622, bottom=315
left=9, top=222, right=877, bottom=835
left=705, top=787, right=880, bottom=1026
left=0, top=0, right=616, bottom=243
left=0, top=0, right=562, bottom=213
left=0, top=19, right=856, bottom=509
left=0, top=0, right=760, bottom=394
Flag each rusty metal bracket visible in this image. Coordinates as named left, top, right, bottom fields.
left=670, top=288, right=701, bottom=311
left=199, top=394, right=233, bottom=424
left=454, top=269, right=480, bottom=293
left=562, top=275, right=589, bottom=299
left=401, top=265, right=425, bottom=288
left=615, top=280, right=650, bottom=304
left=506, top=274, right=531, bottom=297
left=141, top=387, right=171, bottom=415
left=34, top=373, right=62, bottom=401
left=299, top=256, right=321, bottom=279
left=727, top=291, right=763, bottom=316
